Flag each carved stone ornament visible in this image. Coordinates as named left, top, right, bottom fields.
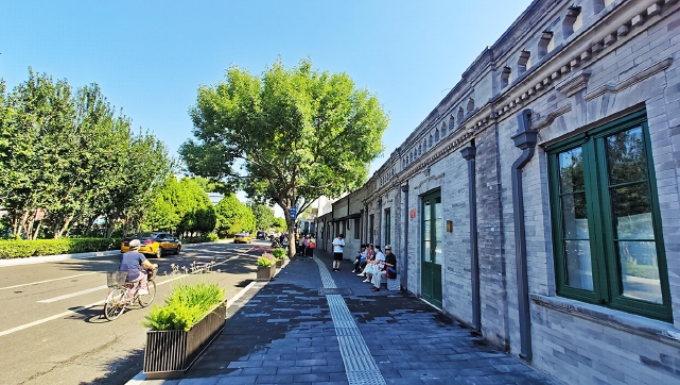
left=556, top=70, right=592, bottom=97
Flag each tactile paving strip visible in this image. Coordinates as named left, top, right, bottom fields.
left=314, top=257, right=386, bottom=385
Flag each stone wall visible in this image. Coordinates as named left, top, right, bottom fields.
left=325, top=0, right=680, bottom=384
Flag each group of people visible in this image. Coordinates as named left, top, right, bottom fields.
left=351, top=242, right=397, bottom=292
left=296, top=234, right=316, bottom=257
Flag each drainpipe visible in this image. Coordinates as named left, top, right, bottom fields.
left=400, top=183, right=409, bottom=292
left=378, top=197, right=383, bottom=247
left=511, top=109, right=537, bottom=361
left=461, top=142, right=481, bottom=334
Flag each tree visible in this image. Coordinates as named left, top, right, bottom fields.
left=272, top=217, right=287, bottom=232
left=180, top=58, right=389, bottom=255
left=175, top=178, right=217, bottom=237
left=214, top=194, right=255, bottom=237
left=252, top=204, right=275, bottom=230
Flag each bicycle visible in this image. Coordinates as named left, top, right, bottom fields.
left=103, top=268, right=158, bottom=321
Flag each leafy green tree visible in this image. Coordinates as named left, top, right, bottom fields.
left=175, top=178, right=217, bottom=237
left=272, top=217, right=287, bottom=232
left=214, top=194, right=255, bottom=237
left=252, top=204, right=275, bottom=231
left=180, top=58, right=389, bottom=255
left=0, top=70, right=172, bottom=239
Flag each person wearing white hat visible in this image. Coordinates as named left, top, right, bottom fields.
left=118, top=239, right=158, bottom=296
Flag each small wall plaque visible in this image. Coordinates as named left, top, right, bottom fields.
left=446, top=220, right=453, bottom=233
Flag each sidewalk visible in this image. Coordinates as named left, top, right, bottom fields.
left=136, top=250, right=558, bottom=385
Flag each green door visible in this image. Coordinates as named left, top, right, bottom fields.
left=421, top=190, right=443, bottom=307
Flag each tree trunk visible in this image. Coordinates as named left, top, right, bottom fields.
left=32, top=221, right=42, bottom=240
left=56, top=216, right=73, bottom=239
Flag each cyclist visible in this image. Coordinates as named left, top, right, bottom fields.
left=119, top=239, right=158, bottom=295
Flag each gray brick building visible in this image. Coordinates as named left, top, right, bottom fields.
left=316, top=0, right=680, bottom=383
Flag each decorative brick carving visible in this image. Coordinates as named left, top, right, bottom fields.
left=631, top=14, right=646, bottom=27
left=647, top=3, right=662, bottom=17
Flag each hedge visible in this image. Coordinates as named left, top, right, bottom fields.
left=0, top=238, right=121, bottom=259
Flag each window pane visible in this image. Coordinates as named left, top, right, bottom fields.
left=611, top=183, right=654, bottom=240
left=434, top=240, right=442, bottom=265
left=424, top=220, right=431, bottom=241
left=619, top=241, right=662, bottom=303
left=424, top=241, right=431, bottom=262
left=561, top=193, right=589, bottom=239
left=424, top=201, right=431, bottom=220
left=607, top=126, right=646, bottom=185
left=559, top=147, right=585, bottom=193
left=564, top=240, right=594, bottom=290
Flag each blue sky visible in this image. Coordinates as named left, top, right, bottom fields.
left=2, top=0, right=533, bottom=179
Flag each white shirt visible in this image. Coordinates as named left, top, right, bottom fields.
left=375, top=251, right=386, bottom=266
left=332, top=237, right=345, bottom=253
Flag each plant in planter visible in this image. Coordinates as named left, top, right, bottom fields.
left=256, top=254, right=276, bottom=281
left=272, top=248, right=287, bottom=267
left=142, top=282, right=227, bottom=379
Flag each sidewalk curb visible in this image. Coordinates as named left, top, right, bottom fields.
left=124, top=268, right=266, bottom=384
left=0, top=240, right=234, bottom=268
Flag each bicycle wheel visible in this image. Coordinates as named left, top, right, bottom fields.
left=104, top=288, right=127, bottom=321
left=138, top=281, right=157, bottom=308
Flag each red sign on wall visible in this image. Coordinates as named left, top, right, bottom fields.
left=410, top=209, right=416, bottom=219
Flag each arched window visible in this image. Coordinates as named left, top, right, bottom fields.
left=501, top=66, right=511, bottom=88
left=449, top=116, right=455, bottom=133
left=441, top=121, right=447, bottom=137
left=538, top=31, right=554, bottom=58
left=435, top=129, right=440, bottom=142
left=563, top=7, right=582, bottom=38
left=429, top=135, right=433, bottom=147
left=518, top=50, right=531, bottom=74
left=466, top=98, right=475, bottom=113
left=457, top=107, right=464, bottom=123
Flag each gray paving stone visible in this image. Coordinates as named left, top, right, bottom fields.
left=138, top=251, right=558, bottom=385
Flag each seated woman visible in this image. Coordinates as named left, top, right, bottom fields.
left=356, top=244, right=375, bottom=278
left=352, top=244, right=367, bottom=273
left=364, top=246, right=385, bottom=283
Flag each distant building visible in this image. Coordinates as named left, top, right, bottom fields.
left=207, top=192, right=224, bottom=206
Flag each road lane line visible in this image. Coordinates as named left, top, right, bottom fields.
left=36, top=251, right=253, bottom=303
left=0, top=299, right=106, bottom=337
left=0, top=272, right=97, bottom=291
left=37, top=285, right=108, bottom=303
left=0, top=250, right=258, bottom=338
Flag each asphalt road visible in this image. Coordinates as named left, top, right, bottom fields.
left=0, top=240, right=271, bottom=385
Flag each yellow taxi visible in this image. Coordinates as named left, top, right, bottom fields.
left=121, top=232, right=182, bottom=258
left=233, top=233, right=252, bottom=244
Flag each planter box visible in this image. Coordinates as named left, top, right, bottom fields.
left=276, top=259, right=283, bottom=268
left=143, top=302, right=227, bottom=379
left=256, top=265, right=276, bottom=281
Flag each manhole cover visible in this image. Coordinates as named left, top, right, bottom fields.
left=319, top=288, right=353, bottom=296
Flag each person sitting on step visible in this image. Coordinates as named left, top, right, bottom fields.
left=356, top=244, right=375, bottom=278
left=363, top=245, right=385, bottom=283
left=372, top=245, right=397, bottom=292
left=352, top=244, right=367, bottom=273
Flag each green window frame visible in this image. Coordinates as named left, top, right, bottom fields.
left=547, top=110, right=672, bottom=322
left=384, top=208, right=391, bottom=246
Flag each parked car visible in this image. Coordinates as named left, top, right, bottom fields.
left=256, top=231, right=266, bottom=240
left=233, top=233, right=252, bottom=244
left=121, top=232, right=182, bottom=258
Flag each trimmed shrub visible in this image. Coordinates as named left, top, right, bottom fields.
left=0, top=238, right=121, bottom=259
left=143, top=282, right=225, bottom=332
left=272, top=248, right=286, bottom=260
left=625, top=262, right=660, bottom=280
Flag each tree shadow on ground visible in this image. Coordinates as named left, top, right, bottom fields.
left=77, top=347, right=145, bottom=385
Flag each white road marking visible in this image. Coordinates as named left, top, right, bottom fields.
left=0, top=250, right=256, bottom=338
left=0, top=299, right=106, bottom=337
left=0, top=272, right=97, bottom=291
left=37, top=285, right=108, bottom=303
